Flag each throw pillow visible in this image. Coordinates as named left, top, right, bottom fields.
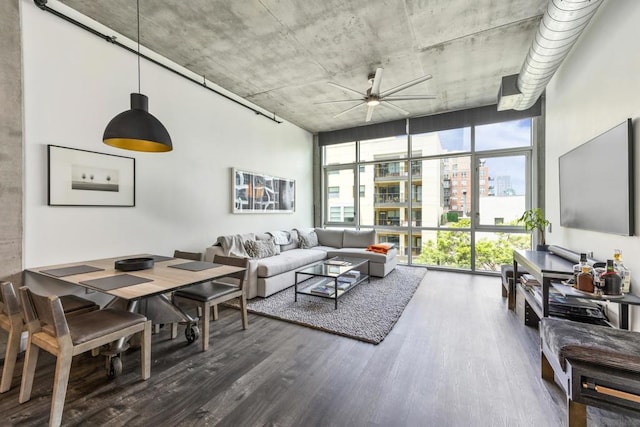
left=299, top=230, right=319, bottom=249
left=244, top=238, right=279, bottom=259
left=256, top=233, right=280, bottom=254
left=280, top=229, right=299, bottom=251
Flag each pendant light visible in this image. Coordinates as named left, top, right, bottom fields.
left=103, top=0, right=172, bottom=152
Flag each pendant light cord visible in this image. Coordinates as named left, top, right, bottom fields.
left=137, top=0, right=141, bottom=93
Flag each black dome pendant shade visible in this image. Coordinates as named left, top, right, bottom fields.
left=103, top=93, right=172, bottom=152
left=102, top=0, right=172, bottom=152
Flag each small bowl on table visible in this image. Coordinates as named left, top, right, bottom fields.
left=114, top=257, right=155, bottom=272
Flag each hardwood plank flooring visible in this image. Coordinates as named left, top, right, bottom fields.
left=1, top=270, right=639, bottom=426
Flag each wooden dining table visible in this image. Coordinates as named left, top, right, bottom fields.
left=23, top=254, right=246, bottom=349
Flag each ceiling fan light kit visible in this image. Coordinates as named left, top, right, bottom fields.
left=103, top=0, right=173, bottom=152
left=325, top=67, right=436, bottom=122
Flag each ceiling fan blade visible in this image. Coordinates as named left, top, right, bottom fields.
left=328, top=82, right=365, bottom=97
left=315, top=99, right=364, bottom=105
left=334, top=102, right=367, bottom=118
left=365, top=104, right=376, bottom=122
left=383, top=95, right=437, bottom=101
left=379, top=74, right=432, bottom=98
left=380, top=101, right=410, bottom=115
left=370, top=68, right=383, bottom=96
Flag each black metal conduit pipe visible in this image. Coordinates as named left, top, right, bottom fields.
left=34, top=0, right=282, bottom=124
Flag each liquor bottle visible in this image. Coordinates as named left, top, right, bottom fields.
left=572, top=253, right=588, bottom=285
left=613, top=249, right=631, bottom=293
left=576, top=264, right=594, bottom=293
left=601, top=259, right=622, bottom=296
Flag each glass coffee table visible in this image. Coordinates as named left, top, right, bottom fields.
left=294, top=256, right=370, bottom=309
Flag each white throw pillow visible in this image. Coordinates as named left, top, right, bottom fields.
left=298, top=230, right=319, bottom=249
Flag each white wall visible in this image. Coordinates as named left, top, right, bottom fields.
left=21, top=0, right=313, bottom=268
left=545, top=0, right=640, bottom=329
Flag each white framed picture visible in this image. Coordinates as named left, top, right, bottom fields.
left=48, top=145, right=135, bottom=207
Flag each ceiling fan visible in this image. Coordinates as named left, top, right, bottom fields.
left=320, top=68, right=436, bottom=122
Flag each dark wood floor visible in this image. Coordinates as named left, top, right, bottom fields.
left=2, top=270, right=639, bottom=426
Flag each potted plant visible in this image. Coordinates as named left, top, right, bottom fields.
left=518, top=208, right=551, bottom=251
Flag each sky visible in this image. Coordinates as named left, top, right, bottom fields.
left=437, top=119, right=531, bottom=195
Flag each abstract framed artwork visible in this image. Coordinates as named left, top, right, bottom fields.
left=232, top=168, right=295, bottom=213
left=47, top=145, right=135, bottom=207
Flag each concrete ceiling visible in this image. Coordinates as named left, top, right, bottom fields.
left=58, top=0, right=548, bottom=133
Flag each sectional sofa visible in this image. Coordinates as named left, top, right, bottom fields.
left=204, top=228, right=397, bottom=299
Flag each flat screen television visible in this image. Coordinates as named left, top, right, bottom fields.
left=559, top=118, right=634, bottom=235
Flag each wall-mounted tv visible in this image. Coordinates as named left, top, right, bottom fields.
left=559, top=119, right=634, bottom=236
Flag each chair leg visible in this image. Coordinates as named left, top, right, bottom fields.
left=170, top=322, right=178, bottom=340
left=1, top=328, right=22, bottom=393
left=201, top=303, right=211, bottom=352
left=507, top=278, right=516, bottom=310
left=212, top=304, right=219, bottom=321
left=19, top=341, right=40, bottom=403
left=141, top=320, right=151, bottom=380
left=239, top=295, right=248, bottom=330
left=567, top=397, right=587, bottom=427
left=49, top=349, right=73, bottom=427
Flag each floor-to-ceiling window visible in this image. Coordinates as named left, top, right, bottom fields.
left=321, top=118, right=535, bottom=272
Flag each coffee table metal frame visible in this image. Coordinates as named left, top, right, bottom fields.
left=294, top=256, right=370, bottom=309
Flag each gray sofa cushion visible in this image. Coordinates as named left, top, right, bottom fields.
left=315, top=228, right=344, bottom=248
left=256, top=248, right=326, bottom=277
left=343, top=229, right=375, bottom=248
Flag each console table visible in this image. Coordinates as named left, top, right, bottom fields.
left=513, top=249, right=575, bottom=319
left=512, top=247, right=640, bottom=329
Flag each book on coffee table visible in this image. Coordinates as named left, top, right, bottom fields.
left=310, top=283, right=336, bottom=296
left=325, top=260, right=349, bottom=266
left=336, top=281, right=352, bottom=290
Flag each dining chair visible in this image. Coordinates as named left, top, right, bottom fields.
left=172, top=255, right=248, bottom=351
left=173, top=250, right=202, bottom=262
left=1, top=281, right=99, bottom=394
left=18, top=286, right=151, bottom=427
left=156, top=250, right=204, bottom=338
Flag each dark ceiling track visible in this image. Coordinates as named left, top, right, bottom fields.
left=33, top=0, right=282, bottom=124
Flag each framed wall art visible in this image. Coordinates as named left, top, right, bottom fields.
left=232, top=168, right=295, bottom=213
left=48, top=145, right=135, bottom=207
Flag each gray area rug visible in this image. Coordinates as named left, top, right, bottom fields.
left=233, top=266, right=427, bottom=344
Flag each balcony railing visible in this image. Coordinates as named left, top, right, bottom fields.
left=374, top=193, right=404, bottom=203
left=375, top=171, right=407, bottom=179
left=375, top=219, right=401, bottom=226
left=373, top=219, right=422, bottom=227
left=374, top=170, right=421, bottom=179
